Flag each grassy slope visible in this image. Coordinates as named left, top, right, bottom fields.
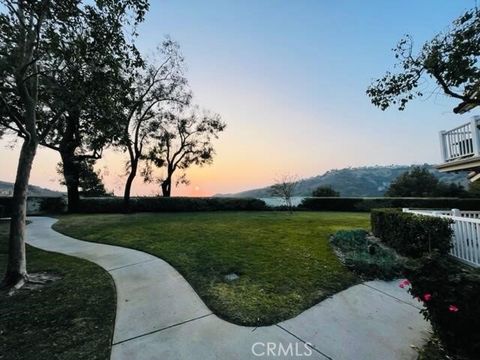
left=0, top=221, right=115, bottom=360
left=54, top=211, right=370, bottom=325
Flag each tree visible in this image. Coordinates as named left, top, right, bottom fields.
left=385, top=166, right=466, bottom=197
left=57, top=160, right=110, bottom=197
left=121, top=40, right=190, bottom=207
left=367, top=9, right=480, bottom=114
left=0, top=0, right=148, bottom=289
left=38, top=5, right=140, bottom=212
left=312, top=185, right=340, bottom=197
left=144, top=109, right=225, bottom=197
left=269, top=175, right=298, bottom=212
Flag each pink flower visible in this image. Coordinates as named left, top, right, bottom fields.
left=448, top=305, right=459, bottom=313
left=399, top=279, right=411, bottom=289
left=423, top=293, right=432, bottom=302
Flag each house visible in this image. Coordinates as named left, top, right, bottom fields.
left=437, top=116, right=480, bottom=181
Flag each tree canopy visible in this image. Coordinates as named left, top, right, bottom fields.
left=367, top=9, right=480, bottom=114
left=144, top=108, right=225, bottom=197
left=385, top=166, right=467, bottom=197
left=0, top=0, right=148, bottom=288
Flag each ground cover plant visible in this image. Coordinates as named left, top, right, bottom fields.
left=54, top=211, right=370, bottom=325
left=0, top=221, right=115, bottom=360
left=330, top=229, right=405, bottom=280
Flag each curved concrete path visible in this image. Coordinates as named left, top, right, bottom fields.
left=26, top=217, right=430, bottom=360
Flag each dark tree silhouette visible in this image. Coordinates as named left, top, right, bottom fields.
left=121, top=40, right=190, bottom=207
left=58, top=160, right=110, bottom=197
left=144, top=109, right=225, bottom=197
left=0, top=0, right=148, bottom=290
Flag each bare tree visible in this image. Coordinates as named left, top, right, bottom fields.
left=121, top=39, right=190, bottom=208
left=269, top=175, right=299, bottom=212
left=143, top=108, right=225, bottom=197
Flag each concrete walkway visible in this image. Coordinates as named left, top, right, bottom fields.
left=26, top=217, right=430, bottom=360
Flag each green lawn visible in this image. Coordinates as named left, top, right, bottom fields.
left=54, top=211, right=370, bottom=326
left=0, top=220, right=115, bottom=360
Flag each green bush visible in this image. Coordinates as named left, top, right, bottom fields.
left=330, top=230, right=405, bottom=280
left=405, top=253, right=480, bottom=358
left=300, top=197, right=480, bottom=212
left=371, top=209, right=453, bottom=258
left=77, top=197, right=267, bottom=213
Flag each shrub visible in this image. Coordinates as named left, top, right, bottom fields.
left=330, top=230, right=405, bottom=280
left=0, top=197, right=13, bottom=217
left=311, top=186, right=340, bottom=197
left=300, top=197, right=480, bottom=212
left=38, top=197, right=67, bottom=214
left=404, top=253, right=480, bottom=358
left=371, top=209, right=452, bottom=258
left=77, top=197, right=267, bottom=213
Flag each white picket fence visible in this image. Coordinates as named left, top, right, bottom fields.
left=403, top=208, right=480, bottom=267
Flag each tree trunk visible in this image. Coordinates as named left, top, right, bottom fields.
left=58, top=114, right=82, bottom=212
left=2, top=137, right=38, bottom=288
left=123, top=158, right=138, bottom=210
left=60, top=150, right=80, bottom=212
left=161, top=177, right=172, bottom=197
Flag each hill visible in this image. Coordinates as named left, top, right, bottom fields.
left=0, top=181, right=63, bottom=197
left=217, top=165, right=470, bottom=198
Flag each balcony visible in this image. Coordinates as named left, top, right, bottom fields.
left=437, top=116, right=480, bottom=174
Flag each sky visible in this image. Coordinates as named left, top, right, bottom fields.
left=1, top=0, right=478, bottom=196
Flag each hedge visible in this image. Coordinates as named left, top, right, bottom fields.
left=76, top=196, right=267, bottom=213
left=371, top=209, right=453, bottom=258
left=0, top=196, right=66, bottom=216
left=300, top=197, right=480, bottom=212
left=405, top=253, right=480, bottom=358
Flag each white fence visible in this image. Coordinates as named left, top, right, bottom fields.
left=403, top=208, right=480, bottom=267
left=439, top=116, right=480, bottom=162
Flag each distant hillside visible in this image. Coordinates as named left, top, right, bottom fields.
left=0, top=181, right=63, bottom=197
left=217, top=165, right=470, bottom=198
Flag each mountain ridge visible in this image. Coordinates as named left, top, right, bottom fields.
left=0, top=180, right=63, bottom=197
left=215, top=165, right=470, bottom=198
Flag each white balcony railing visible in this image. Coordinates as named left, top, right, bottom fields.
left=403, top=208, right=480, bottom=267
left=439, top=116, right=480, bottom=162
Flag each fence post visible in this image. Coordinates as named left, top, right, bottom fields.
left=452, top=208, right=461, bottom=217
left=472, top=117, right=480, bottom=156
left=439, top=130, right=448, bottom=162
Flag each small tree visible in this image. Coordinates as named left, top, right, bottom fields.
left=144, top=109, right=225, bottom=197
left=57, top=160, right=109, bottom=197
left=367, top=8, right=480, bottom=114
left=269, top=175, right=298, bottom=212
left=312, top=185, right=340, bottom=197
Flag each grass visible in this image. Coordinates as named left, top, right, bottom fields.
left=54, top=211, right=370, bottom=326
left=0, top=220, right=116, bottom=360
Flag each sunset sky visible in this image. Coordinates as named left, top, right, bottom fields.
left=1, top=0, right=477, bottom=196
